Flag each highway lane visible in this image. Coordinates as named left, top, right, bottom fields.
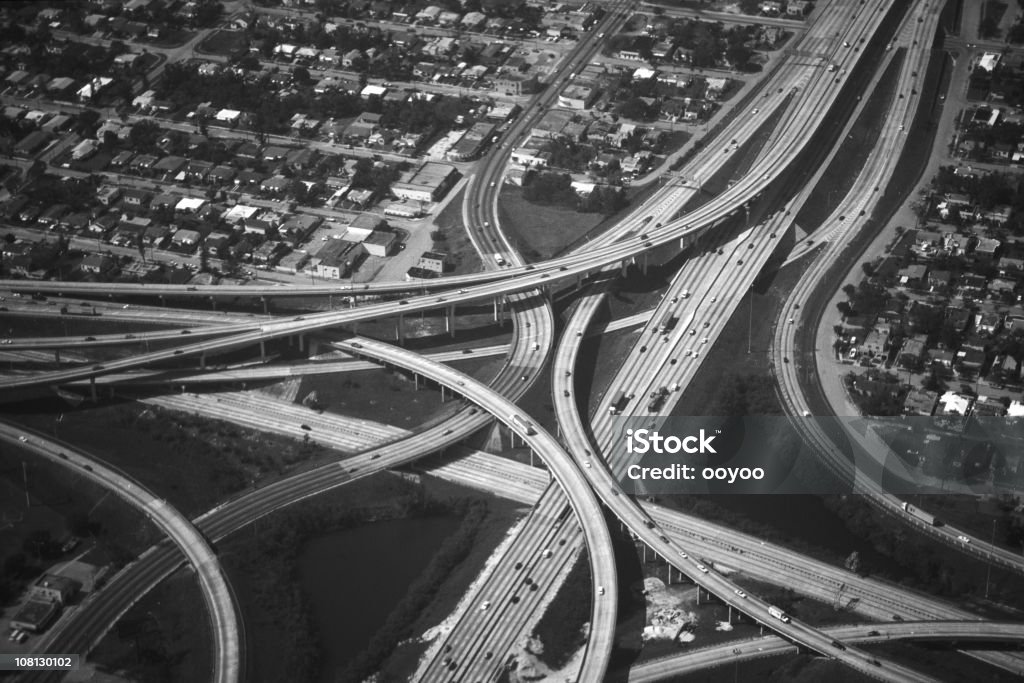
left=55, top=343, right=510, bottom=386
left=627, top=621, right=1024, bottom=682
left=25, top=284, right=564, bottom=678
left=1, top=423, right=241, bottom=683
left=772, top=0, right=1024, bottom=577
left=425, top=450, right=1024, bottom=677
left=0, top=3, right=901, bottom=351
left=413, top=6, right=642, bottom=677
left=2, top=0, right=950, bottom=675
left=0, top=1, right=896, bottom=395
left=550, top=254, right=945, bottom=681
left=329, top=336, right=619, bottom=683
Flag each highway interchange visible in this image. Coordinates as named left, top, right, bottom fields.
left=4, top=0, right=1024, bottom=681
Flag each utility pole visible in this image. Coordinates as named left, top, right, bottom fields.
left=984, top=518, right=997, bottom=598
left=747, top=284, right=753, bottom=354
left=22, top=461, right=30, bottom=509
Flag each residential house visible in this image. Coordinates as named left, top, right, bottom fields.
left=902, top=388, right=938, bottom=415
left=170, top=228, right=202, bottom=252
left=975, top=309, right=1003, bottom=335
left=121, top=188, right=151, bottom=208
left=898, top=335, right=928, bottom=370
left=260, top=175, right=291, bottom=195
left=897, top=264, right=927, bottom=288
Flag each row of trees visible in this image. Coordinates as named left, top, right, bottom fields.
left=521, top=171, right=628, bottom=215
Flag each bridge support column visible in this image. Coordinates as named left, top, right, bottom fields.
left=396, top=315, right=405, bottom=345
left=440, top=385, right=446, bottom=402
left=298, top=334, right=305, bottom=352
left=728, top=605, right=733, bottom=624
left=641, top=253, right=649, bottom=276
left=259, top=341, right=266, bottom=361
left=696, top=588, right=700, bottom=605
left=210, top=297, right=216, bottom=311
left=621, top=260, right=629, bottom=277
left=309, top=339, right=320, bottom=356
left=200, top=351, right=206, bottom=369
left=414, top=373, right=419, bottom=390
left=54, top=349, right=60, bottom=364
left=642, top=544, right=648, bottom=564
left=262, top=297, right=268, bottom=314
left=493, top=298, right=499, bottom=322
left=484, top=422, right=503, bottom=452
left=90, top=377, right=97, bottom=402
left=446, top=306, right=455, bottom=337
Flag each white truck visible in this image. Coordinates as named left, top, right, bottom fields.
left=494, top=253, right=506, bottom=266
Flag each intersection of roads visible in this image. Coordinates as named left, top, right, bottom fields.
left=4, top=0, right=1024, bottom=681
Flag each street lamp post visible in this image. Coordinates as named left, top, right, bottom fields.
left=747, top=284, right=753, bottom=355
left=984, top=518, right=997, bottom=598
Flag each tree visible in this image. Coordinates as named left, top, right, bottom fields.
left=980, top=16, right=1000, bottom=40
left=292, top=66, right=311, bottom=85
left=129, top=119, right=161, bottom=154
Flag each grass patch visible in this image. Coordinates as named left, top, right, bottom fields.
left=532, top=551, right=591, bottom=669
left=675, top=259, right=801, bottom=417
left=196, top=29, right=247, bottom=56
left=300, top=366, right=464, bottom=429
left=90, top=570, right=211, bottom=683
left=795, top=50, right=905, bottom=231
left=432, top=185, right=482, bottom=275
left=497, top=191, right=605, bottom=261
left=867, top=641, right=1015, bottom=683
left=0, top=445, right=158, bottom=600
left=12, top=403, right=334, bottom=518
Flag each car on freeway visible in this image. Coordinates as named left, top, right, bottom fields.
left=301, top=424, right=312, bottom=431
left=18, top=435, right=28, bottom=443
left=597, top=586, right=605, bottom=595
left=480, top=601, right=491, bottom=611
left=734, top=589, right=746, bottom=598
left=696, top=564, right=709, bottom=573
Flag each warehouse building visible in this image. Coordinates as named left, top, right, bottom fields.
left=391, top=163, right=459, bottom=203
